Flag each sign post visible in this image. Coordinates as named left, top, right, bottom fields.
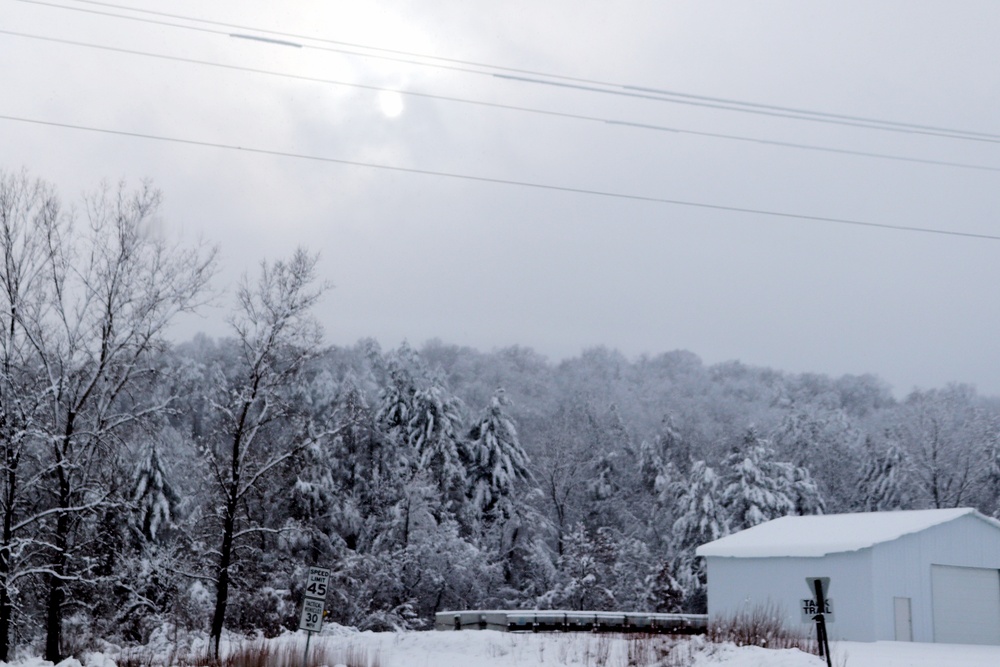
left=299, top=567, right=330, bottom=667
left=806, top=577, right=832, bottom=667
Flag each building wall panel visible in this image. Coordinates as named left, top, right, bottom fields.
left=871, top=514, right=1000, bottom=642
left=705, top=550, right=874, bottom=641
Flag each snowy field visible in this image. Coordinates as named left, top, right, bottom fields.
left=6, top=629, right=1000, bottom=667
left=365, top=633, right=1000, bottom=667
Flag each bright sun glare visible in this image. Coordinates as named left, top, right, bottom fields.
left=378, top=90, right=405, bottom=118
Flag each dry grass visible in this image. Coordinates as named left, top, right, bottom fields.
left=530, top=632, right=687, bottom=667
left=160, top=637, right=381, bottom=667
left=115, top=646, right=158, bottom=667
left=589, top=633, right=611, bottom=665
left=317, top=640, right=383, bottom=667
left=707, top=603, right=814, bottom=651
left=623, top=634, right=660, bottom=666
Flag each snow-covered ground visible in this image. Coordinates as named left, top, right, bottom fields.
left=5, top=630, right=1000, bottom=667
left=364, top=632, right=1000, bottom=667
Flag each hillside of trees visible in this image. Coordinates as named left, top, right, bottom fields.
left=3, top=170, right=1000, bottom=660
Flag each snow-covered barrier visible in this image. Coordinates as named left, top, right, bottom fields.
left=434, top=610, right=708, bottom=634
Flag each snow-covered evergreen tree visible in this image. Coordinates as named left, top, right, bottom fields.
left=672, top=460, right=729, bottom=549
left=785, top=464, right=826, bottom=516
left=669, top=459, right=730, bottom=612
left=408, top=381, right=467, bottom=507
left=375, top=350, right=418, bottom=440
left=131, top=442, right=181, bottom=543
left=374, top=345, right=468, bottom=508
left=588, top=452, right=619, bottom=502
left=638, top=439, right=663, bottom=496
left=538, top=523, right=617, bottom=611
left=637, top=415, right=692, bottom=512
left=466, top=388, right=531, bottom=520
left=857, top=435, right=908, bottom=511
left=646, top=559, right=686, bottom=613
left=720, top=428, right=795, bottom=530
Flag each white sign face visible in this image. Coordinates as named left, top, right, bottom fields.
left=800, top=598, right=835, bottom=623
left=304, top=567, right=330, bottom=601
left=299, top=597, right=325, bottom=632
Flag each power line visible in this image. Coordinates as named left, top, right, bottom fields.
left=2, top=112, right=997, bottom=242
left=605, top=119, right=1000, bottom=173
left=228, top=33, right=301, bottom=49
left=6, top=28, right=1000, bottom=175
left=17, top=0, right=1000, bottom=144
left=494, top=73, right=1000, bottom=144
left=45, top=0, right=1000, bottom=141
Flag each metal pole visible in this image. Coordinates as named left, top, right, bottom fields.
left=302, top=630, right=312, bottom=667
left=818, top=617, right=832, bottom=667
left=812, top=580, right=832, bottom=667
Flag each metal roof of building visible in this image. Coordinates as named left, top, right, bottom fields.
left=695, top=508, right=1000, bottom=558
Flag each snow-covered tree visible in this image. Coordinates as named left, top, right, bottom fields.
left=721, top=429, right=795, bottom=531
left=466, top=388, right=531, bottom=520
left=669, top=459, right=730, bottom=611
left=375, top=346, right=420, bottom=441
left=672, top=460, right=729, bottom=549
left=786, top=464, right=825, bottom=516
left=131, top=442, right=182, bottom=543
left=532, top=402, right=598, bottom=557
left=408, top=381, right=467, bottom=508
left=646, top=559, right=686, bottom=613
left=204, top=249, right=327, bottom=657
left=771, top=407, right=860, bottom=512
left=640, top=415, right=690, bottom=491
left=374, top=344, right=469, bottom=507
left=8, top=178, right=216, bottom=661
left=898, top=386, right=990, bottom=509
left=0, top=170, right=53, bottom=660
left=856, top=435, right=909, bottom=511
left=538, top=523, right=617, bottom=610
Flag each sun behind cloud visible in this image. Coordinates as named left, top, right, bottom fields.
left=377, top=90, right=405, bottom=118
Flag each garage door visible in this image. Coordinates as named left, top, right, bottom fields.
left=931, top=565, right=1000, bottom=645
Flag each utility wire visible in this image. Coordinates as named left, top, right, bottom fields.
left=5, top=28, right=1000, bottom=175
left=605, top=119, right=1000, bottom=173
left=42, top=0, right=1000, bottom=141
left=16, top=0, right=1000, bottom=143
left=494, top=73, right=1000, bottom=144
left=2, top=112, right=997, bottom=242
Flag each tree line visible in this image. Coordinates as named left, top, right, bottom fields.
left=2, top=170, right=999, bottom=660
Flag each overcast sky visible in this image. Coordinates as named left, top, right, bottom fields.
left=4, top=0, right=1000, bottom=396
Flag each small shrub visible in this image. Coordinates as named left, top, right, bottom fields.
left=61, top=611, right=101, bottom=658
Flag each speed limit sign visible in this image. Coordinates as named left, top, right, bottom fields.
left=299, top=598, right=325, bottom=632
left=304, top=567, right=330, bottom=601
left=298, top=566, right=330, bottom=632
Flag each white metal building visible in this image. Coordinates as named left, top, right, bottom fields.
left=695, top=508, right=1000, bottom=644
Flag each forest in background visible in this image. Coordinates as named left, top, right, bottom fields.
left=3, top=169, right=1000, bottom=661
